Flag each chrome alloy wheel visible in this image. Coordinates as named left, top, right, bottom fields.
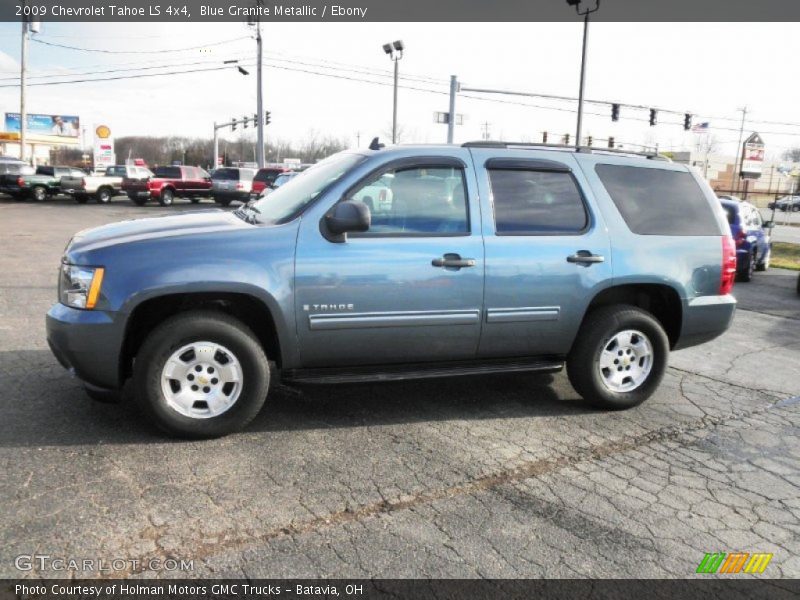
left=160, top=342, right=243, bottom=418
left=596, top=329, right=653, bottom=393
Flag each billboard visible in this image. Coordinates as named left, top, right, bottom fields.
left=740, top=132, right=764, bottom=179
left=5, top=112, right=81, bottom=138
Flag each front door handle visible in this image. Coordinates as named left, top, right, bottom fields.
left=567, top=251, right=605, bottom=265
left=432, top=253, right=476, bottom=269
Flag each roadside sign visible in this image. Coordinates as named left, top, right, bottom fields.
left=434, top=111, right=463, bottom=125
left=740, top=132, right=764, bottom=179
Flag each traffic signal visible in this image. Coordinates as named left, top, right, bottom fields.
left=542, top=131, right=548, bottom=143
left=243, top=116, right=249, bottom=129
left=649, top=109, right=657, bottom=126
left=586, top=136, right=593, bottom=147
left=253, top=114, right=258, bottom=126
left=611, top=103, right=620, bottom=122
left=608, top=137, right=615, bottom=148
left=562, top=133, right=570, bottom=145
left=684, top=113, right=692, bottom=131
left=231, top=117, right=237, bottom=131
left=265, top=111, right=271, bottom=125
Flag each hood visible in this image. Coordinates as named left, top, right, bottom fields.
left=67, top=209, right=251, bottom=255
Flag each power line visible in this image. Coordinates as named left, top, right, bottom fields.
left=30, top=35, right=249, bottom=55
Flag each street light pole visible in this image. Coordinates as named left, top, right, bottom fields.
left=730, top=106, right=747, bottom=194
left=255, top=2, right=265, bottom=168
left=20, top=13, right=28, bottom=162
left=383, top=40, right=404, bottom=144
left=568, top=0, right=600, bottom=149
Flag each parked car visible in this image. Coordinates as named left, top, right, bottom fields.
left=767, top=195, right=800, bottom=212
left=47, top=143, right=737, bottom=438
left=0, top=165, right=84, bottom=201
left=351, top=172, right=393, bottom=213
left=210, top=167, right=257, bottom=206
left=718, top=197, right=772, bottom=282
left=122, top=165, right=212, bottom=206
left=251, top=167, right=290, bottom=196
left=61, top=165, right=153, bottom=204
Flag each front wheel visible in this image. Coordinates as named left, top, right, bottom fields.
left=756, top=246, right=771, bottom=272
left=567, top=305, right=669, bottom=410
left=158, top=188, right=175, bottom=206
left=96, top=187, right=112, bottom=204
left=133, top=311, right=270, bottom=438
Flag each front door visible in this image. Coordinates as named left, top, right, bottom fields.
left=294, top=154, right=484, bottom=368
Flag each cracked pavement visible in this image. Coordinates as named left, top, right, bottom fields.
left=0, top=199, right=798, bottom=579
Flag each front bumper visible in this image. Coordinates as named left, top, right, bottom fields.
left=46, top=303, right=124, bottom=390
left=674, top=294, right=737, bottom=350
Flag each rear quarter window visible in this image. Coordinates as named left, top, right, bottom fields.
left=153, top=166, right=181, bottom=179
left=595, top=164, right=721, bottom=235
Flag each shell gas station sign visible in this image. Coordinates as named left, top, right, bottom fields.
left=93, top=124, right=115, bottom=168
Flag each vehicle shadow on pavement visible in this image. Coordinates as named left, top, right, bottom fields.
left=0, top=350, right=591, bottom=446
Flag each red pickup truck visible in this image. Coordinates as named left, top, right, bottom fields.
left=122, top=165, right=212, bottom=206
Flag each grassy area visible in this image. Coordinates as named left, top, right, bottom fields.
left=772, top=242, right=800, bottom=271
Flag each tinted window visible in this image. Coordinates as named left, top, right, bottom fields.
left=349, top=166, right=469, bottom=235
left=36, top=166, right=54, bottom=176
left=489, top=169, right=587, bottom=234
left=211, top=168, right=239, bottom=180
left=153, top=166, right=181, bottom=178
left=596, top=165, right=720, bottom=235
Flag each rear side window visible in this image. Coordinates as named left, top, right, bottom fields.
left=212, top=168, right=238, bottom=180
left=488, top=169, right=588, bottom=235
left=154, top=166, right=181, bottom=178
left=596, top=165, right=720, bottom=235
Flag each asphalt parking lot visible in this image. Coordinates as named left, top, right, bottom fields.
left=1, top=194, right=798, bottom=579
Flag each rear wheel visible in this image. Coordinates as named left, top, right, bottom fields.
left=738, top=251, right=755, bottom=282
left=756, top=246, right=771, bottom=271
left=133, top=311, right=270, bottom=438
left=96, top=187, right=112, bottom=204
left=159, top=188, right=175, bottom=206
left=567, top=305, right=669, bottom=410
left=31, top=186, right=47, bottom=202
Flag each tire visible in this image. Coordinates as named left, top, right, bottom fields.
left=96, top=187, right=112, bottom=204
left=756, top=246, right=771, bottom=272
left=567, top=305, right=669, bottom=410
left=74, top=195, right=89, bottom=204
left=129, top=193, right=148, bottom=206
left=133, top=310, right=270, bottom=438
left=31, top=186, right=47, bottom=202
left=158, top=188, right=175, bottom=206
left=796, top=273, right=800, bottom=296
left=214, top=196, right=232, bottom=207
left=738, top=252, right=755, bottom=282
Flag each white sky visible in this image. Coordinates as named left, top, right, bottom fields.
left=0, top=21, right=798, bottom=160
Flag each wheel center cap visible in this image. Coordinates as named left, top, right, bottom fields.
left=198, top=375, right=208, bottom=385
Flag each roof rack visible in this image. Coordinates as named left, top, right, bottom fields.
left=461, top=141, right=669, bottom=161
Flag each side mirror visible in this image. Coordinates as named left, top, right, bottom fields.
left=324, top=200, right=371, bottom=239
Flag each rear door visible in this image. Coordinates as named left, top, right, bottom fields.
left=470, top=148, right=612, bottom=358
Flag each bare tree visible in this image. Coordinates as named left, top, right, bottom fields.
left=782, top=147, right=800, bottom=162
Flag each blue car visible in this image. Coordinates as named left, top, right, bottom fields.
left=718, top=197, right=772, bottom=282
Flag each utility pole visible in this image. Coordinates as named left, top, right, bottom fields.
left=356, top=131, right=361, bottom=147
left=255, top=0, right=265, bottom=168
left=447, top=75, right=458, bottom=143
left=568, top=0, right=601, bottom=149
left=481, top=121, right=491, bottom=141
left=213, top=122, right=219, bottom=169
left=20, top=8, right=28, bottom=163
left=730, top=106, right=747, bottom=193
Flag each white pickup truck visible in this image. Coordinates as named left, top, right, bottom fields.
left=61, top=165, right=153, bottom=204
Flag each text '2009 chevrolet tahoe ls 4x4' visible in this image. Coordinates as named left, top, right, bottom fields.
left=46, top=142, right=737, bottom=438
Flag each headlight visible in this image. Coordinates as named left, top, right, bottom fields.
left=59, top=264, right=105, bottom=309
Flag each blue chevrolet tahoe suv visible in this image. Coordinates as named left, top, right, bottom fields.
left=718, top=196, right=772, bottom=282
left=46, top=143, right=737, bottom=438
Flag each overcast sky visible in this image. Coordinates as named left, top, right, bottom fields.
left=0, top=21, right=798, bottom=160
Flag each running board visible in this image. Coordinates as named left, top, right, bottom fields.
left=282, top=358, right=563, bottom=385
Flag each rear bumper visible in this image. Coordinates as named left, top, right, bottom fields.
left=674, top=294, right=736, bottom=350
left=46, top=303, right=124, bottom=390
left=125, top=188, right=154, bottom=199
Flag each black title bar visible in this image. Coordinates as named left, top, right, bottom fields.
left=5, top=0, right=800, bottom=22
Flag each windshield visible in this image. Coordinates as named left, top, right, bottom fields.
left=249, top=153, right=365, bottom=224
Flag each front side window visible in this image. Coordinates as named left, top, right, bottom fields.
left=347, top=166, right=469, bottom=235
left=489, top=169, right=588, bottom=235
left=154, top=166, right=181, bottom=179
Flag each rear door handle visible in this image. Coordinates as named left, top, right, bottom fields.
left=567, top=251, right=605, bottom=265
left=432, top=253, right=476, bottom=269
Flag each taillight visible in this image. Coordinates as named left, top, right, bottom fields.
left=17, top=176, right=24, bottom=186
left=734, top=229, right=746, bottom=247
left=720, top=235, right=737, bottom=295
